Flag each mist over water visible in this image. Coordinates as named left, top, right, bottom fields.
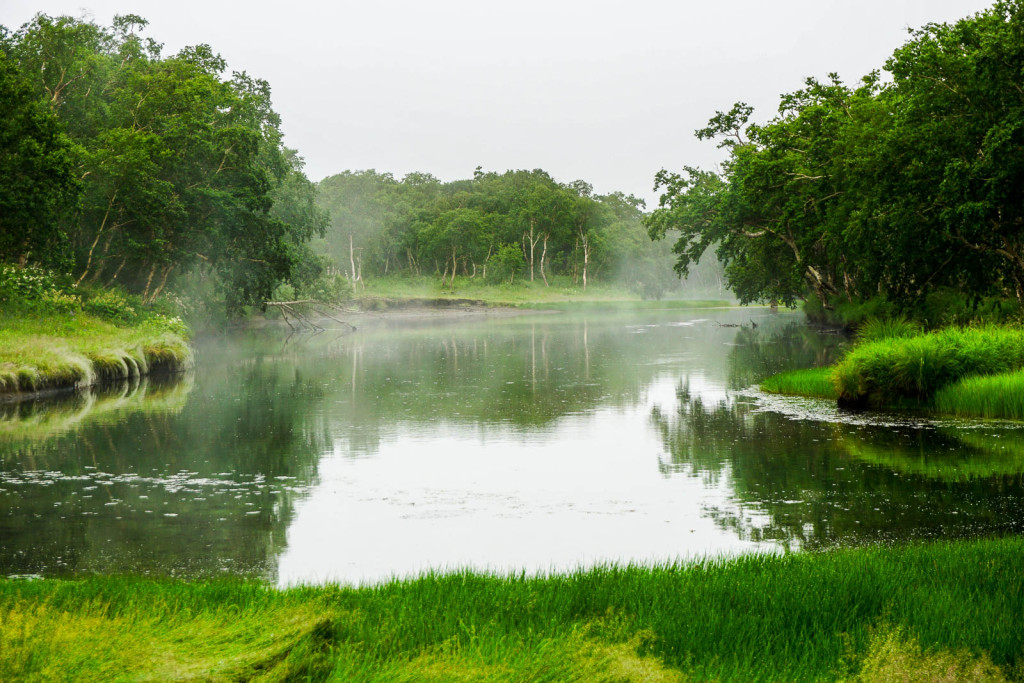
left=4, top=308, right=1024, bottom=585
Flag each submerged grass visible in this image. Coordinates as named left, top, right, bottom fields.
left=0, top=311, right=191, bottom=396
left=760, top=366, right=838, bottom=400
left=3, top=537, right=1024, bottom=681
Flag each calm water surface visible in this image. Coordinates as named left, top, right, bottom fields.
left=3, top=307, right=1024, bottom=585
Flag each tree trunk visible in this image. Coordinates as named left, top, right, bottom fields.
left=349, top=234, right=359, bottom=284
left=540, top=235, right=549, bottom=286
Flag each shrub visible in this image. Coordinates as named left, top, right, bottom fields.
left=82, top=289, right=139, bottom=325
left=0, top=264, right=64, bottom=307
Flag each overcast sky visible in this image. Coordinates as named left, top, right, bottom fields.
left=1, top=1, right=996, bottom=205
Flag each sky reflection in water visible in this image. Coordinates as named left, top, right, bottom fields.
left=4, top=308, right=1024, bottom=585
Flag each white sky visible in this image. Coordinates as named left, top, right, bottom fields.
left=1, top=1, right=995, bottom=205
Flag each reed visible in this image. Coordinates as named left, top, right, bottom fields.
left=2, top=537, right=1023, bottom=681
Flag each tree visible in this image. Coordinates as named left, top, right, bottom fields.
left=0, top=49, right=80, bottom=267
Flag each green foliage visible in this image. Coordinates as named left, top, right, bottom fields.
left=314, top=168, right=722, bottom=297
left=833, top=326, right=1024, bottom=406
left=760, top=367, right=837, bottom=400
left=0, top=263, right=67, bottom=306
left=2, top=14, right=325, bottom=315
left=648, top=1, right=1024, bottom=313
left=81, top=289, right=136, bottom=325
left=2, top=537, right=1024, bottom=680
left=934, top=370, right=1024, bottom=420
left=0, top=49, right=80, bottom=269
left=486, top=242, right=524, bottom=284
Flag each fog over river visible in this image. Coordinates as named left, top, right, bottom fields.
left=4, top=307, right=1024, bottom=586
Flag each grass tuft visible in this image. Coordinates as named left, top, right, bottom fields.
left=0, top=311, right=191, bottom=396
left=760, top=367, right=838, bottom=400
left=833, top=326, right=1024, bottom=408
left=934, top=370, right=1024, bottom=420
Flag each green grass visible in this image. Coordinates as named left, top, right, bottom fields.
left=357, top=275, right=732, bottom=308
left=833, top=326, right=1024, bottom=409
left=0, top=311, right=192, bottom=396
left=934, top=370, right=1024, bottom=420
left=3, top=537, right=1024, bottom=681
left=760, top=367, right=838, bottom=400
left=758, top=324, right=1024, bottom=418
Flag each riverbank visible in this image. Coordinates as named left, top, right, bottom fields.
left=354, top=274, right=733, bottom=308
left=0, top=311, right=191, bottom=400
left=2, top=536, right=1021, bottom=681
left=760, top=324, right=1024, bottom=419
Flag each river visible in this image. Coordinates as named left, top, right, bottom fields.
left=3, top=306, right=1024, bottom=586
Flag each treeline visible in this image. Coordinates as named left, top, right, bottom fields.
left=646, top=0, right=1024, bottom=320
left=315, top=168, right=724, bottom=298
left=0, top=14, right=329, bottom=312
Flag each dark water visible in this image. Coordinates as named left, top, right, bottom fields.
left=3, top=307, right=1024, bottom=585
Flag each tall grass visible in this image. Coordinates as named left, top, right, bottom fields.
left=833, top=326, right=1024, bottom=408
left=3, top=537, right=1024, bottom=681
left=935, top=370, right=1024, bottom=420
left=760, top=367, right=838, bottom=399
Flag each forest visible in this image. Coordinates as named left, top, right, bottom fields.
left=0, top=14, right=327, bottom=314
left=646, top=0, right=1024, bottom=324
left=313, top=168, right=719, bottom=299
left=0, top=13, right=727, bottom=316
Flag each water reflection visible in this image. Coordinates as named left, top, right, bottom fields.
left=0, top=360, right=330, bottom=580
left=4, top=309, right=1024, bottom=584
left=654, top=385, right=1024, bottom=550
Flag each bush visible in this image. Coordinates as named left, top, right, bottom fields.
left=0, top=264, right=66, bottom=308
left=81, top=289, right=139, bottom=325
left=486, top=243, right=524, bottom=285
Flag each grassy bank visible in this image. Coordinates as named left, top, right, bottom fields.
left=760, top=323, right=1024, bottom=418
left=3, top=537, right=1022, bottom=681
left=356, top=274, right=732, bottom=308
left=759, top=366, right=838, bottom=400
left=0, top=311, right=191, bottom=397
left=0, top=266, right=192, bottom=397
